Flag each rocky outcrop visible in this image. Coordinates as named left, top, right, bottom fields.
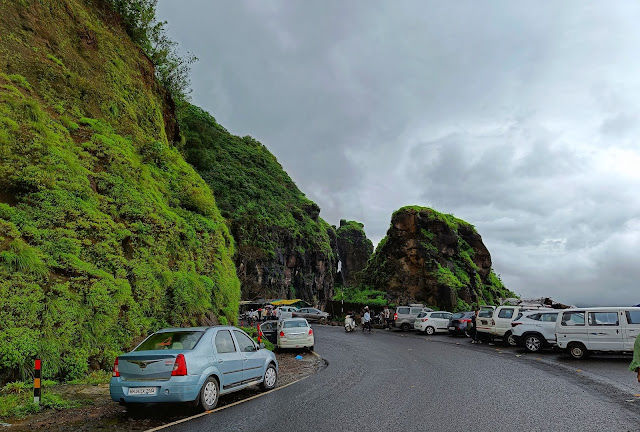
left=179, top=105, right=337, bottom=307
left=336, top=220, right=373, bottom=286
left=362, top=206, right=514, bottom=310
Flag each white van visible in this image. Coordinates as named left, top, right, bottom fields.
left=556, top=307, right=640, bottom=359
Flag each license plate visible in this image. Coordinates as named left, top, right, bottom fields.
left=128, top=387, right=157, bottom=395
left=449, top=326, right=455, bottom=330
left=290, top=334, right=303, bottom=339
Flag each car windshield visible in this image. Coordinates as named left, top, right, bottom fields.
left=452, top=312, right=465, bottom=319
left=135, top=331, right=204, bottom=351
left=283, top=320, right=309, bottom=328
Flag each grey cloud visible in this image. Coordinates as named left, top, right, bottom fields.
left=158, top=0, right=640, bottom=306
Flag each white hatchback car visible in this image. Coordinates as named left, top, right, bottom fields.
left=511, top=310, right=560, bottom=352
left=277, top=318, right=314, bottom=350
left=414, top=311, right=453, bottom=335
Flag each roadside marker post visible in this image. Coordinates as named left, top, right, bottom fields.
left=34, top=359, right=41, bottom=405
left=257, top=323, right=262, bottom=343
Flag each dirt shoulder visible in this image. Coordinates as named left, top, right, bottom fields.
left=3, top=350, right=325, bottom=431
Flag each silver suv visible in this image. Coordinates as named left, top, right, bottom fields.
left=393, top=304, right=433, bottom=331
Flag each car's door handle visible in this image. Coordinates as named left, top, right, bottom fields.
left=218, top=359, right=224, bottom=363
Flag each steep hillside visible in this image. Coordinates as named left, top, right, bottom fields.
left=178, top=105, right=336, bottom=305
left=336, top=219, right=373, bottom=287
left=362, top=206, right=514, bottom=310
left=0, top=0, right=239, bottom=380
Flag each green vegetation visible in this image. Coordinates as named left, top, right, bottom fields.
left=105, top=0, right=197, bottom=103
left=334, top=286, right=388, bottom=306
left=0, top=379, right=84, bottom=420
left=178, top=104, right=336, bottom=296
left=240, top=327, right=275, bottom=351
left=0, top=1, right=240, bottom=382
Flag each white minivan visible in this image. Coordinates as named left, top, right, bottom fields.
left=556, top=307, right=640, bottom=359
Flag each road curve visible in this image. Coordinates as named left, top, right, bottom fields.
left=165, top=325, right=640, bottom=431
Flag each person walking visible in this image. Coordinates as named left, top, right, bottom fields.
left=470, top=309, right=480, bottom=344
left=362, top=306, right=372, bottom=333
left=630, top=333, right=640, bottom=383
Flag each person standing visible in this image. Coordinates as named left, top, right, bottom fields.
left=383, top=306, right=391, bottom=329
left=470, top=309, right=480, bottom=344
left=362, top=306, right=372, bottom=333
left=630, top=333, right=640, bottom=383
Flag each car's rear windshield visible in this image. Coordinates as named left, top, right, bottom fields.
left=452, top=312, right=465, bottom=319
left=417, top=312, right=428, bottom=318
left=283, top=320, right=308, bottom=328
left=479, top=309, right=494, bottom=318
left=135, top=331, right=204, bottom=351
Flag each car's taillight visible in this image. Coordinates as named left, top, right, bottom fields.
left=171, top=354, right=187, bottom=376
left=394, top=313, right=398, bottom=320
left=511, top=322, right=522, bottom=327
left=112, top=357, right=120, bottom=378
left=279, top=331, right=285, bottom=337
left=491, top=319, right=495, bottom=326
left=463, top=319, right=471, bottom=323
left=308, top=329, right=313, bottom=335
left=422, top=318, right=429, bottom=322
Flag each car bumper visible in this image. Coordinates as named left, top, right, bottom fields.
left=110, top=375, right=201, bottom=404
left=414, top=322, right=426, bottom=331
left=448, top=326, right=467, bottom=335
left=278, top=336, right=314, bottom=348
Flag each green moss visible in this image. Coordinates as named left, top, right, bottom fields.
left=46, top=54, right=64, bottom=67
left=0, top=0, right=240, bottom=381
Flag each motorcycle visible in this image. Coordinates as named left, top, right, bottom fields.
left=344, top=314, right=357, bottom=332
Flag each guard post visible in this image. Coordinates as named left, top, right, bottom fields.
left=34, top=359, right=41, bottom=405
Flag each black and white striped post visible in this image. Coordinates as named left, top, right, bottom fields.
left=34, top=359, right=41, bottom=405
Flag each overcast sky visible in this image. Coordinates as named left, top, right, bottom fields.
left=157, top=1, right=640, bottom=307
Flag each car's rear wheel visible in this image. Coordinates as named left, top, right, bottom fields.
left=401, top=323, right=411, bottom=332
left=319, top=317, right=327, bottom=325
left=199, top=376, right=219, bottom=411
left=568, top=342, right=588, bottom=360
left=261, top=364, right=278, bottom=391
left=425, top=326, right=435, bottom=335
left=504, top=331, right=517, bottom=346
left=524, top=334, right=543, bottom=352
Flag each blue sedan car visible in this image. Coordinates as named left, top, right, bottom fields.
left=110, top=326, right=278, bottom=411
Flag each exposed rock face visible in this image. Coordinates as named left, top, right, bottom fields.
left=336, top=220, right=373, bottom=286
left=178, top=106, right=337, bottom=307
left=362, top=206, right=513, bottom=310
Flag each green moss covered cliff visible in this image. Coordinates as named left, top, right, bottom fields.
left=362, top=206, right=514, bottom=311
left=0, top=0, right=239, bottom=381
left=178, top=104, right=336, bottom=305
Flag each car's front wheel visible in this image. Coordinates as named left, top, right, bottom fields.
left=261, top=364, right=278, bottom=391
left=199, top=376, right=219, bottom=411
left=524, top=334, right=543, bottom=352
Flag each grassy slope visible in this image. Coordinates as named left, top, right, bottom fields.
left=0, top=0, right=239, bottom=381
left=178, top=104, right=335, bottom=292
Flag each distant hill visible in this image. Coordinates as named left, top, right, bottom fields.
left=362, top=206, right=514, bottom=310
left=178, top=104, right=336, bottom=306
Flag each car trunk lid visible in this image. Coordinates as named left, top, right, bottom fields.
left=118, top=352, right=179, bottom=381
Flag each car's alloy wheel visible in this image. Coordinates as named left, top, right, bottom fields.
left=261, top=364, right=277, bottom=391
left=505, top=331, right=517, bottom=347
left=199, top=377, right=219, bottom=411
left=525, top=335, right=542, bottom=352
left=426, top=326, right=435, bottom=335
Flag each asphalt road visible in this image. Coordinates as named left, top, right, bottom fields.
left=164, top=325, right=640, bottom=432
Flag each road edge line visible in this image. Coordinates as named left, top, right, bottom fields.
left=145, top=359, right=319, bottom=432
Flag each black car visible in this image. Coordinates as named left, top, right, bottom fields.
left=448, top=311, right=475, bottom=336
left=258, top=321, right=278, bottom=344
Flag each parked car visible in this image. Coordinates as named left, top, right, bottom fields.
left=258, top=321, right=278, bottom=344
left=448, top=311, right=475, bottom=336
left=275, top=306, right=299, bottom=320
left=277, top=318, right=314, bottom=350
left=477, top=305, right=545, bottom=345
left=556, top=307, right=640, bottom=359
left=393, top=304, right=434, bottom=331
left=110, top=326, right=278, bottom=411
left=414, top=311, right=453, bottom=335
left=511, top=310, right=560, bottom=352
left=293, top=307, right=330, bottom=323
left=475, top=306, right=496, bottom=341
